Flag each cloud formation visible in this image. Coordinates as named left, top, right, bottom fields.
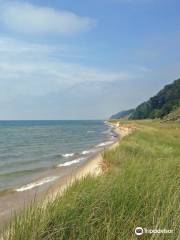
left=1, top=2, right=95, bottom=35
left=0, top=37, right=132, bottom=102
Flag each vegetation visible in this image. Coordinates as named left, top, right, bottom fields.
left=2, top=121, right=180, bottom=240
left=130, top=79, right=180, bottom=119
left=162, top=107, right=180, bottom=122
left=111, top=78, right=180, bottom=120
left=110, top=109, right=134, bottom=120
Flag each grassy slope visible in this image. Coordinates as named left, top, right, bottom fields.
left=3, top=121, right=180, bottom=240
left=163, top=108, right=180, bottom=122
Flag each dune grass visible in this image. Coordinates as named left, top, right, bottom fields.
left=2, top=121, right=180, bottom=240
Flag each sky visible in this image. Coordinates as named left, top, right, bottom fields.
left=0, top=0, right=180, bottom=120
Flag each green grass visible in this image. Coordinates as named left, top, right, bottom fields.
left=2, top=121, right=180, bottom=240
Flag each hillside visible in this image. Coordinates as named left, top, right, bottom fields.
left=130, top=78, right=180, bottom=119
left=110, top=109, right=134, bottom=119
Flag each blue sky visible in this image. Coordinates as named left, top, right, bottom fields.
left=0, top=0, right=179, bottom=119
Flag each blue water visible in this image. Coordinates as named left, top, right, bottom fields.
left=0, top=120, right=113, bottom=192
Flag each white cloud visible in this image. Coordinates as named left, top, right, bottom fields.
left=0, top=37, right=72, bottom=55
left=1, top=2, right=95, bottom=35
left=0, top=37, right=132, bottom=102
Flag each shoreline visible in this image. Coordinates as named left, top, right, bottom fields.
left=0, top=122, right=136, bottom=231
left=46, top=129, right=121, bottom=203
left=0, top=123, right=121, bottom=229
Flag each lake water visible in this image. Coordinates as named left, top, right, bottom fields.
left=0, top=120, right=115, bottom=193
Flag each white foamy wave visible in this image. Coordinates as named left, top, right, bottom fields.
left=62, top=153, right=74, bottom=158
left=97, top=141, right=114, bottom=147
left=58, top=157, right=85, bottom=167
left=87, top=130, right=95, bottom=133
left=81, top=150, right=90, bottom=155
left=16, top=176, right=59, bottom=192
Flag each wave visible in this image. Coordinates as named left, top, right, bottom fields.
left=62, top=153, right=74, bottom=158
left=16, top=176, right=59, bottom=192
left=87, top=130, right=95, bottom=133
left=58, top=157, right=85, bottom=167
left=81, top=150, right=91, bottom=155
left=97, top=141, right=114, bottom=147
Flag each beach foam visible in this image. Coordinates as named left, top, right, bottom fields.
left=16, top=176, right=59, bottom=192
left=97, top=141, right=114, bottom=147
left=81, top=150, right=91, bottom=155
left=62, top=153, right=74, bottom=158
left=58, top=157, right=85, bottom=167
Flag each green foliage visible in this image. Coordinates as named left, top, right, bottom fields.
left=110, top=109, right=134, bottom=119
left=2, top=121, right=180, bottom=240
left=130, top=78, right=180, bottom=119
left=163, top=107, right=180, bottom=122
